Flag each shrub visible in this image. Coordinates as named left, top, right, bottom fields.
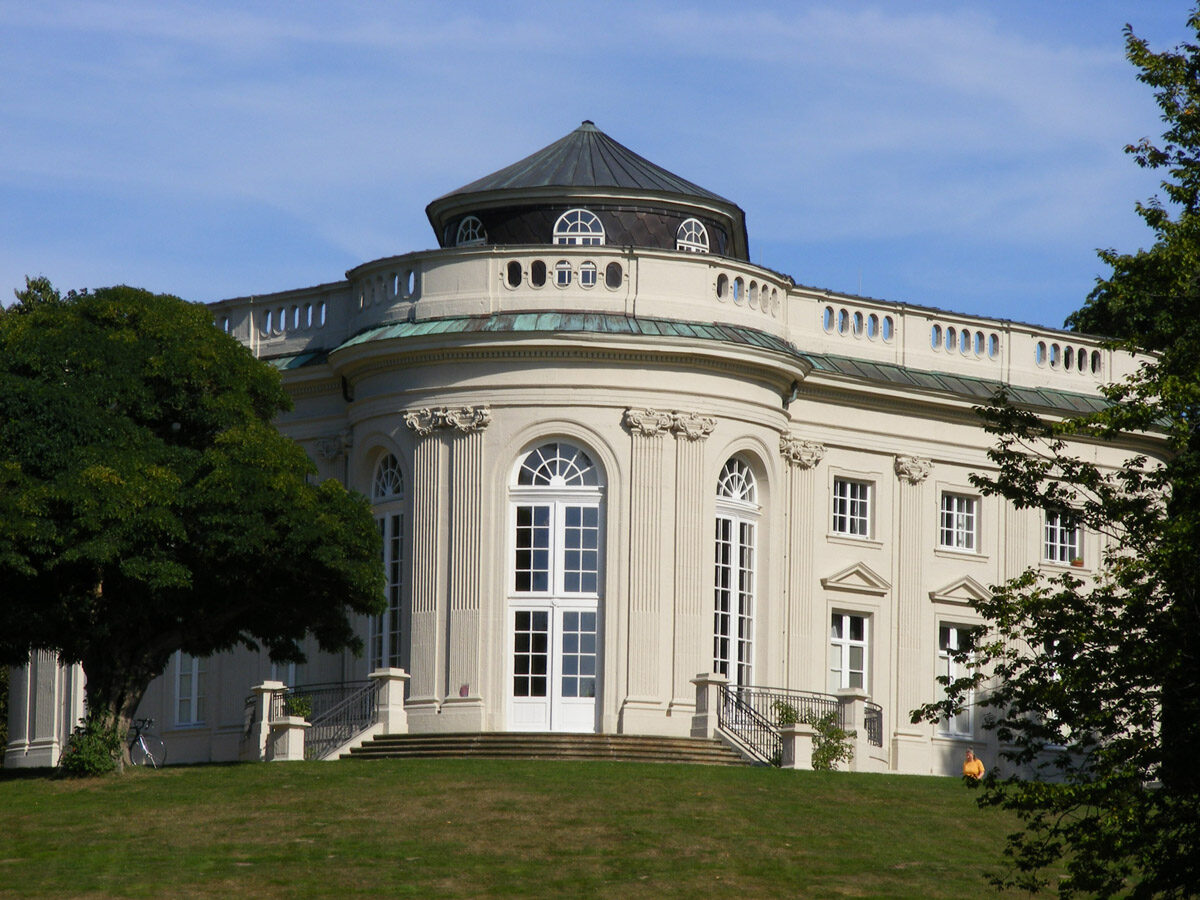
left=58, top=716, right=122, bottom=777
left=284, top=694, right=313, bottom=720
left=803, top=711, right=854, bottom=771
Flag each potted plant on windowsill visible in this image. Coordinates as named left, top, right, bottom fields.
left=1070, top=557, right=1085, bottom=568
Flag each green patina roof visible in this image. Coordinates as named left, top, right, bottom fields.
left=265, top=313, right=1109, bottom=416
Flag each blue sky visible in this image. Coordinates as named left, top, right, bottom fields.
left=1, top=2, right=1196, bottom=330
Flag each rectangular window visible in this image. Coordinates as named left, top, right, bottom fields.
left=175, top=651, right=206, bottom=726
left=939, top=493, right=977, bottom=551
left=370, top=512, right=404, bottom=670
left=1044, top=510, right=1080, bottom=563
left=938, top=625, right=974, bottom=736
left=562, top=505, right=600, bottom=594
left=832, top=479, right=871, bottom=537
left=514, top=505, right=552, bottom=592
left=513, top=610, right=549, bottom=698
left=829, top=613, right=868, bottom=692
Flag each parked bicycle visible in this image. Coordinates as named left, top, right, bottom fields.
left=127, top=718, right=167, bottom=768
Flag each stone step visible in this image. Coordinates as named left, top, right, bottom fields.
left=342, top=732, right=749, bottom=766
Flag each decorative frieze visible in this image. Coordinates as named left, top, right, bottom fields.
left=403, top=406, right=491, bottom=436
left=894, top=455, right=932, bottom=484
left=624, top=408, right=716, bottom=440
left=314, top=429, right=352, bottom=462
left=779, top=433, right=826, bottom=469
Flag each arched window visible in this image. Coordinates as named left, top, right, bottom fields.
left=714, top=457, right=758, bottom=688
left=370, top=454, right=405, bottom=671
left=510, top=441, right=605, bottom=733
left=676, top=218, right=709, bottom=253
left=553, top=209, right=605, bottom=246
left=456, top=215, right=487, bottom=247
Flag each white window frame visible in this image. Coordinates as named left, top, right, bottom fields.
left=174, top=651, right=206, bottom=727
left=553, top=209, right=605, bottom=246
left=714, top=458, right=758, bottom=688
left=676, top=217, right=710, bottom=253
left=829, top=612, right=868, bottom=692
left=1044, top=510, right=1081, bottom=564
left=370, top=454, right=405, bottom=671
left=937, top=623, right=974, bottom=736
left=832, top=478, right=871, bottom=538
left=939, top=493, right=977, bottom=552
left=455, top=215, right=487, bottom=247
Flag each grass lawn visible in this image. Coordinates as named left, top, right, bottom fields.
left=0, top=759, right=1034, bottom=898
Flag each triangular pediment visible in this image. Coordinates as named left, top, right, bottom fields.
left=929, top=575, right=992, bottom=607
left=821, top=562, right=891, bottom=596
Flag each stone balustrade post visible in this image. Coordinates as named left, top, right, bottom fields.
left=690, top=672, right=728, bottom=739
left=268, top=717, right=310, bottom=762
left=250, top=680, right=285, bottom=762
left=780, top=723, right=818, bottom=770
left=370, top=667, right=411, bottom=734
left=836, top=687, right=870, bottom=772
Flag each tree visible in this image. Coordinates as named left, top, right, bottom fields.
left=0, top=280, right=384, bottom=768
left=915, top=12, right=1200, bottom=897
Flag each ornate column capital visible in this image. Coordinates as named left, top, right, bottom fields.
left=441, top=406, right=491, bottom=433
left=780, top=433, right=826, bottom=469
left=624, top=408, right=674, bottom=437
left=894, top=455, right=932, bottom=484
left=670, top=411, right=716, bottom=441
left=403, top=408, right=440, bottom=437
left=314, top=429, right=352, bottom=462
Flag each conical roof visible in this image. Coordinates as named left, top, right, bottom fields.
left=434, top=121, right=734, bottom=204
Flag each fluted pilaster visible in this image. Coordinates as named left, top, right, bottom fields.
left=446, top=410, right=490, bottom=701
left=780, top=433, right=825, bottom=686
left=671, top=412, right=716, bottom=706
left=893, top=454, right=931, bottom=734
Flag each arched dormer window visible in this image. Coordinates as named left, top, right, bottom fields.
left=456, top=215, right=487, bottom=247
left=553, top=209, right=605, bottom=246
left=676, top=218, right=710, bottom=253
left=371, top=454, right=405, bottom=671
left=714, top=457, right=759, bottom=688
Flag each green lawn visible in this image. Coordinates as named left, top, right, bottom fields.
left=0, top=759, right=1034, bottom=898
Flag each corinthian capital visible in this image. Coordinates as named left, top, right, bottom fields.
left=314, top=429, right=352, bottom=462
left=779, top=433, right=826, bottom=469
left=671, top=411, right=716, bottom=441
left=441, top=406, right=492, bottom=433
left=624, top=408, right=674, bottom=437
left=402, top=408, right=439, bottom=436
left=894, top=455, right=932, bottom=484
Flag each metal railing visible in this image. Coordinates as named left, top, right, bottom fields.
left=717, top=684, right=782, bottom=765
left=864, top=702, right=883, bottom=748
left=294, top=681, right=377, bottom=761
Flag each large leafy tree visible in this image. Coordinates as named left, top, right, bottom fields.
left=0, top=280, right=383, bottom=762
left=916, top=12, right=1200, bottom=897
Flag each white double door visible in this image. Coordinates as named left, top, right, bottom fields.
left=509, top=602, right=599, bottom=733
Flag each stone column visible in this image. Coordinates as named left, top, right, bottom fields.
left=442, top=406, right=490, bottom=731
left=404, top=409, right=445, bottom=722
left=669, top=412, right=716, bottom=718
left=837, top=686, right=871, bottom=772
left=891, top=454, right=931, bottom=773
left=249, top=680, right=285, bottom=762
left=369, top=667, right=411, bottom=734
left=621, top=408, right=673, bottom=729
left=267, top=717, right=310, bottom=762
left=780, top=723, right=818, bottom=770
left=779, top=434, right=826, bottom=688
left=690, top=672, right=728, bottom=739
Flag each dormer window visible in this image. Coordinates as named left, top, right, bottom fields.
left=676, top=218, right=709, bottom=253
left=456, top=216, right=487, bottom=247
left=553, top=209, right=605, bottom=246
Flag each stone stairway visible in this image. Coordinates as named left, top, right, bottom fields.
left=343, top=732, right=751, bottom=766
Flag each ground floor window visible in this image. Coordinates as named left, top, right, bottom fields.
left=175, top=651, right=206, bottom=726
left=829, top=613, right=867, bottom=692
left=937, top=624, right=974, bottom=736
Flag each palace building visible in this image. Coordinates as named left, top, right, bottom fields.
left=5, top=122, right=1154, bottom=774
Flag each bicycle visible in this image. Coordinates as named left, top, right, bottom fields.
left=127, top=718, right=167, bottom=768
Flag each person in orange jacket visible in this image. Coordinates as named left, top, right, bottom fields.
left=963, top=747, right=985, bottom=780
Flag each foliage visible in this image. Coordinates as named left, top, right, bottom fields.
left=58, top=715, right=122, bottom=777
left=0, top=280, right=385, bottom=761
left=770, top=698, right=799, bottom=726
left=915, top=11, right=1200, bottom=897
left=771, top=701, right=854, bottom=771
left=284, top=694, right=313, bottom=720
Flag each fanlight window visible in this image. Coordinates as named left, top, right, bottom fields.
left=553, top=209, right=605, bottom=246
left=716, top=458, right=757, bottom=505
left=372, top=454, right=405, bottom=500
left=676, top=218, right=710, bottom=253
left=456, top=216, right=487, bottom=247
left=517, top=442, right=601, bottom=487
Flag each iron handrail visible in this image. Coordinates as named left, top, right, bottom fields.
left=717, top=684, right=782, bottom=765
left=302, top=681, right=377, bottom=761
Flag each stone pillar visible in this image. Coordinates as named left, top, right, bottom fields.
left=369, top=667, right=411, bottom=734
left=404, top=408, right=445, bottom=724
left=837, top=686, right=870, bottom=772
left=442, top=407, right=490, bottom=731
left=621, top=408, right=673, bottom=729
left=250, top=680, right=285, bottom=762
left=779, top=434, right=826, bottom=688
left=690, top=672, right=728, bottom=739
left=268, top=717, right=310, bottom=762
left=780, top=723, right=818, bottom=770
left=891, top=455, right=931, bottom=773
left=669, top=412, right=716, bottom=718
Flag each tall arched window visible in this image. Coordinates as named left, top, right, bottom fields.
left=509, top=441, right=605, bottom=733
left=553, top=209, right=605, bottom=246
left=714, top=457, right=758, bottom=688
left=370, top=454, right=405, bottom=671
left=676, top=218, right=710, bottom=253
